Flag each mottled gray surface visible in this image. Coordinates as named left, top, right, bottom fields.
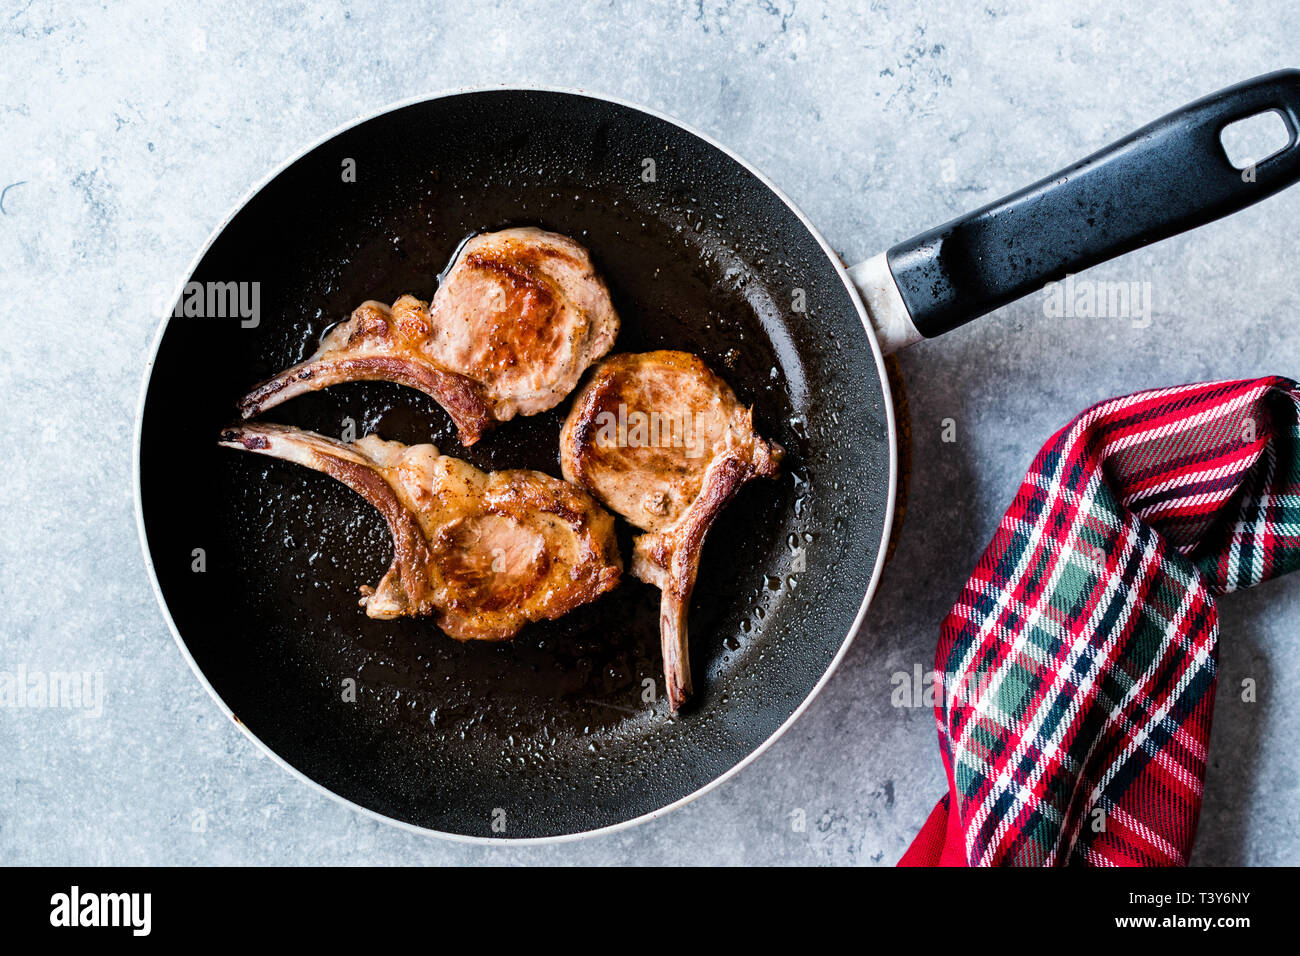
left=2, top=0, right=1298, bottom=866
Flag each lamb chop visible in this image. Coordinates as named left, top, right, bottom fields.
left=238, top=227, right=620, bottom=446
left=560, top=351, right=784, bottom=709
left=220, top=422, right=621, bottom=641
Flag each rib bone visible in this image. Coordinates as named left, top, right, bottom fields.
left=560, top=351, right=783, bottom=709
left=221, top=422, right=622, bottom=641
left=238, top=228, right=620, bottom=445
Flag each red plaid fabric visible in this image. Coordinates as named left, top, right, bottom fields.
left=899, top=377, right=1300, bottom=866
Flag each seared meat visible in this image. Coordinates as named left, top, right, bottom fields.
left=238, top=228, right=620, bottom=445
left=560, top=351, right=783, bottom=709
left=220, top=422, right=622, bottom=640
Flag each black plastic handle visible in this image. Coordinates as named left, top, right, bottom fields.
left=887, top=70, right=1300, bottom=338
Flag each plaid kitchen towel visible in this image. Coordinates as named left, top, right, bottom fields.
left=898, top=376, right=1300, bottom=866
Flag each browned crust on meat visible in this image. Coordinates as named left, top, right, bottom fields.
left=562, top=350, right=784, bottom=484
left=474, top=232, right=591, bottom=273
left=562, top=350, right=786, bottom=710
left=430, top=470, right=622, bottom=641
left=435, top=609, right=526, bottom=642
left=462, top=251, right=559, bottom=309
left=219, top=422, right=621, bottom=643
left=236, top=231, right=617, bottom=440
left=560, top=360, right=623, bottom=487
left=488, top=475, right=624, bottom=608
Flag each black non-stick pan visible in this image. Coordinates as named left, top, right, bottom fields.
left=136, top=73, right=1300, bottom=840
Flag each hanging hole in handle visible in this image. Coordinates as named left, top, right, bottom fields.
left=1220, top=109, right=1294, bottom=170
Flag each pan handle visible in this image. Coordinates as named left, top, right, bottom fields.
left=865, top=69, right=1300, bottom=350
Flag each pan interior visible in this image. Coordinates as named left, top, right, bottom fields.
left=138, top=91, right=891, bottom=838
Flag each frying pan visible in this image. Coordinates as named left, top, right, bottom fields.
left=136, top=72, right=1300, bottom=841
